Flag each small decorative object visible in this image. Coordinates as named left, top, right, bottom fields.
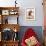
left=5, top=18, right=8, bottom=24
left=15, top=0, right=17, bottom=7
left=9, top=10, right=18, bottom=15
left=2, top=10, right=9, bottom=15
left=2, top=28, right=13, bottom=41
left=13, top=32, right=18, bottom=40
left=10, top=11, right=14, bottom=15
left=26, top=8, right=35, bottom=20
left=14, top=28, right=17, bottom=32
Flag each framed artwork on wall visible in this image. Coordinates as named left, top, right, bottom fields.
left=25, top=8, right=35, bottom=20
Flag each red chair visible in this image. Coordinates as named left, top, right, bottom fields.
left=21, top=28, right=41, bottom=46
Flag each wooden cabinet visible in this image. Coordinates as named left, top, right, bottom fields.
left=0, top=7, right=20, bottom=46
left=0, top=7, right=19, bottom=24
left=0, top=41, right=19, bottom=46
left=0, top=41, right=2, bottom=46
left=2, top=41, right=19, bottom=46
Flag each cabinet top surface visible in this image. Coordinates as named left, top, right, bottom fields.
left=0, top=7, right=19, bottom=10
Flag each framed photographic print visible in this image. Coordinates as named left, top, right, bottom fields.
left=2, top=10, right=9, bottom=15
left=25, top=8, right=35, bottom=20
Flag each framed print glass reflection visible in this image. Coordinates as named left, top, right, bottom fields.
left=26, top=8, right=35, bottom=20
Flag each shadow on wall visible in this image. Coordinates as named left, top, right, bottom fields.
left=18, top=26, right=43, bottom=44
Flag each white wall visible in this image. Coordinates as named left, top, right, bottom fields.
left=0, top=0, right=44, bottom=26
left=18, top=0, right=44, bottom=26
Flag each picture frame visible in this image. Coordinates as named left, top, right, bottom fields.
left=25, top=8, right=35, bottom=20
left=2, top=10, right=9, bottom=15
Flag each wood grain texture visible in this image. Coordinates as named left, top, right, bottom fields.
left=0, top=24, right=20, bottom=32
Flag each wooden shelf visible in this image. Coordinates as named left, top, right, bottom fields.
left=0, top=7, right=19, bottom=10
left=0, top=40, right=19, bottom=46
left=0, top=7, right=19, bottom=24
left=0, top=7, right=20, bottom=46
left=0, top=24, right=20, bottom=32
left=2, top=40, right=19, bottom=42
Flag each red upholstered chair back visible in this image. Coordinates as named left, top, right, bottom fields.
left=21, top=28, right=41, bottom=46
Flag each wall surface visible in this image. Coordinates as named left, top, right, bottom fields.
left=0, top=0, right=44, bottom=45
left=18, top=0, right=44, bottom=26
left=18, top=26, right=43, bottom=44
left=0, top=0, right=44, bottom=26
